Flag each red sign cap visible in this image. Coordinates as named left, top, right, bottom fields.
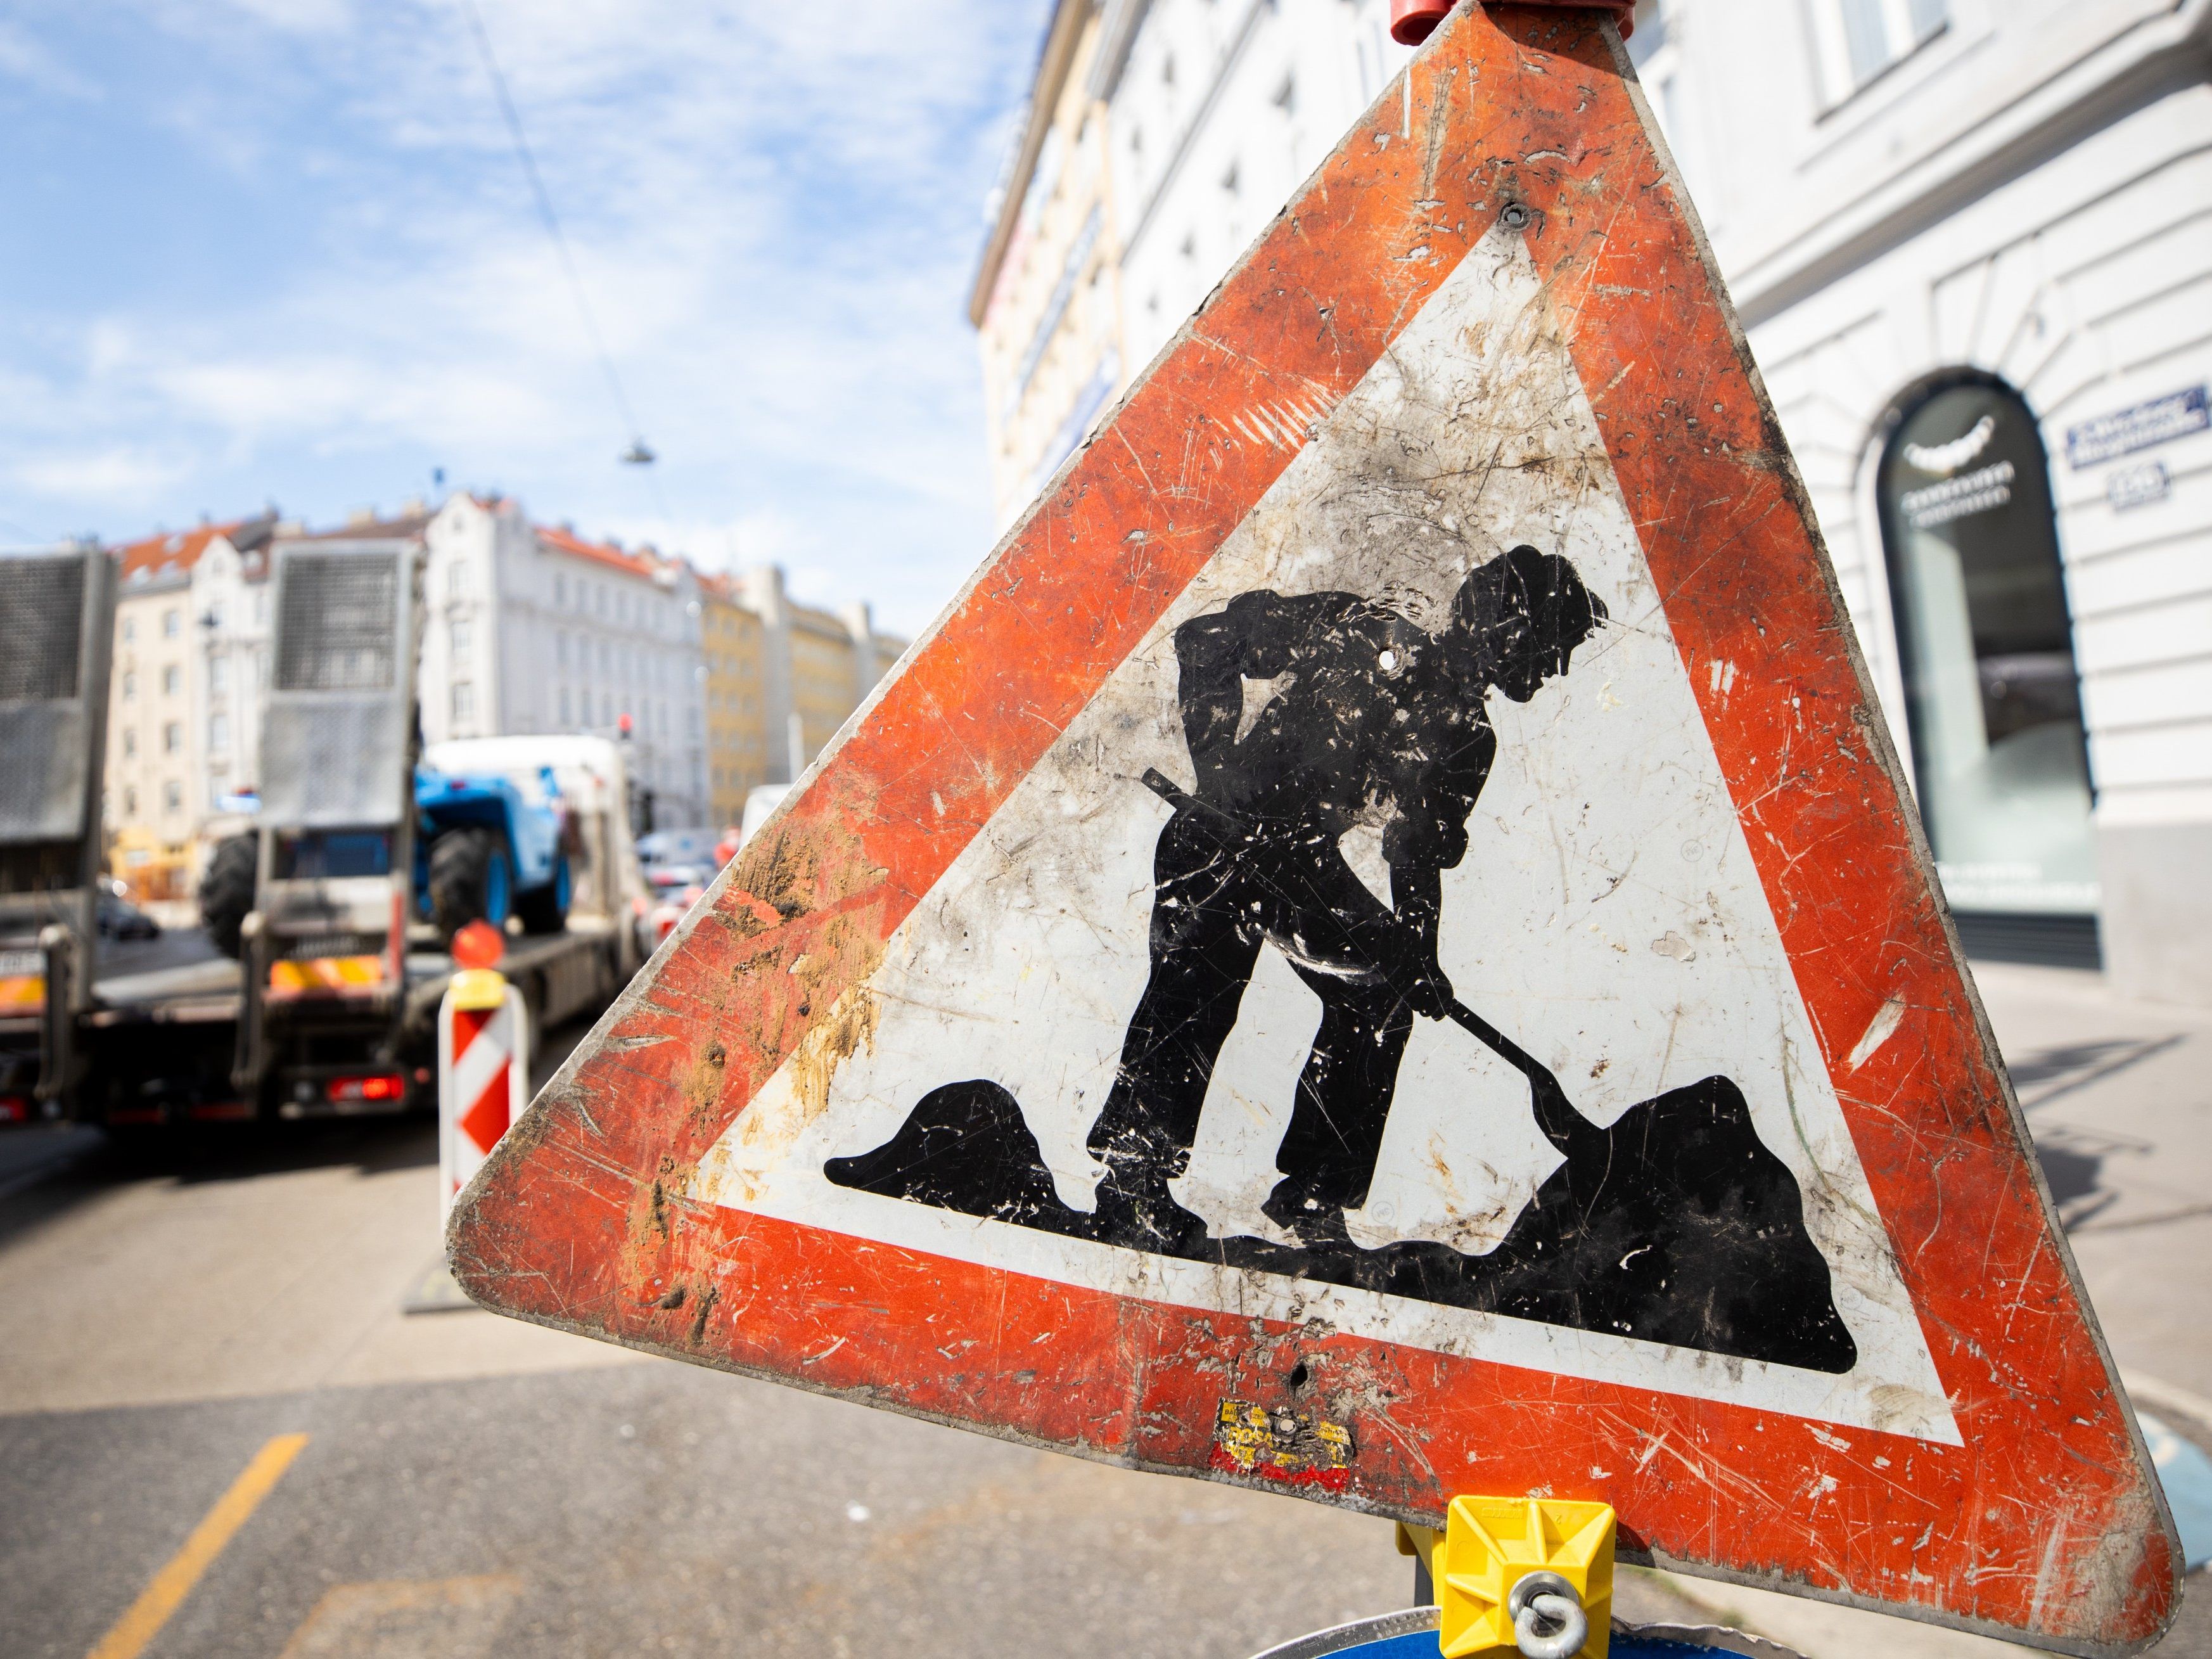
left=451, top=8, right=2178, bottom=1652
left=451, top=919, right=505, bottom=971
left=1394, top=0, right=1635, bottom=46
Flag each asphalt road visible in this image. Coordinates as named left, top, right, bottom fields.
left=0, top=968, right=2208, bottom=1658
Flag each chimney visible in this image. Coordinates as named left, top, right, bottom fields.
left=347, top=506, right=376, bottom=527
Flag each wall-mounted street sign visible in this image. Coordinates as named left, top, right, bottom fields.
left=451, top=5, right=2179, bottom=1652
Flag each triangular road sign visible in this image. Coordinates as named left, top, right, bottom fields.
left=452, top=6, right=2180, bottom=1651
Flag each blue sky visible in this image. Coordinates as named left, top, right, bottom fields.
left=0, top=0, right=1042, bottom=634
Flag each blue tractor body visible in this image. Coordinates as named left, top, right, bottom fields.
left=414, top=764, right=572, bottom=937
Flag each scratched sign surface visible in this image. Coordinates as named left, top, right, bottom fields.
left=451, top=8, right=2178, bottom=1653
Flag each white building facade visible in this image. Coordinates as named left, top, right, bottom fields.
left=1065, top=0, right=2212, bottom=1002
left=1639, top=0, right=2212, bottom=1000
left=106, top=515, right=280, bottom=894
left=416, top=496, right=711, bottom=832
left=1092, top=0, right=1410, bottom=375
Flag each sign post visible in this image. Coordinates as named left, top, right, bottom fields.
left=451, top=5, right=2181, bottom=1652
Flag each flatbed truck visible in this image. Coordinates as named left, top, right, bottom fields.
left=0, top=535, right=647, bottom=1128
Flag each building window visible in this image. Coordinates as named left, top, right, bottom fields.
left=163, top=722, right=182, bottom=754
left=123, top=671, right=137, bottom=700
left=253, top=589, right=267, bottom=625
left=163, top=608, right=181, bottom=637
left=1810, top=0, right=1947, bottom=103
left=162, top=665, right=181, bottom=697
left=210, top=654, right=229, bottom=695
left=555, top=573, right=567, bottom=608
left=122, top=617, right=136, bottom=644
left=452, top=619, right=471, bottom=660
left=122, top=728, right=137, bottom=759
left=163, top=781, right=181, bottom=813
left=1877, top=373, right=2093, bottom=919
left=124, top=786, right=138, bottom=816
left=452, top=682, right=475, bottom=722
left=449, top=558, right=468, bottom=598
left=209, top=713, right=229, bottom=751
left=559, top=685, right=572, bottom=725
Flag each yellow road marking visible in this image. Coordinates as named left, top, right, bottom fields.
left=87, top=1432, right=310, bottom=1659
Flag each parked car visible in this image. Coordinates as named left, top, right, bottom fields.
left=739, top=785, right=792, bottom=848
left=643, top=863, right=710, bottom=950
left=636, top=828, right=723, bottom=871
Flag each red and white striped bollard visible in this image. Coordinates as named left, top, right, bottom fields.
left=438, top=920, right=530, bottom=1222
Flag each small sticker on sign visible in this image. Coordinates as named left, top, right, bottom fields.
left=1210, top=1399, right=1354, bottom=1491
left=2107, top=460, right=2171, bottom=513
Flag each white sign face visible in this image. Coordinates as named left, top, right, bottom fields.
left=689, top=227, right=1956, bottom=1445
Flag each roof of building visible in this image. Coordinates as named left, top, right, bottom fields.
left=284, top=508, right=435, bottom=543
left=534, top=522, right=667, bottom=582
left=112, top=513, right=278, bottom=584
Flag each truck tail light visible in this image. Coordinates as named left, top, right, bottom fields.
left=328, top=1073, right=406, bottom=1104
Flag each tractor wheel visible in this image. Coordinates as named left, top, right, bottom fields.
left=198, top=834, right=258, bottom=960
left=428, top=828, right=513, bottom=943
left=515, top=854, right=572, bottom=937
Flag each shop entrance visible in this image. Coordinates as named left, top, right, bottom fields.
left=1876, top=374, right=2099, bottom=961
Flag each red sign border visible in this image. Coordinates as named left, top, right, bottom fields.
left=452, top=8, right=2180, bottom=1651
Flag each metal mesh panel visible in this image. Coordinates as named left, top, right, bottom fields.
left=0, top=553, right=94, bottom=844
left=0, top=555, right=86, bottom=703
left=274, top=552, right=399, bottom=693
left=260, top=701, right=408, bottom=828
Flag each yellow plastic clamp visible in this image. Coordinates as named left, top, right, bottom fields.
left=1398, top=1496, right=1616, bottom=1658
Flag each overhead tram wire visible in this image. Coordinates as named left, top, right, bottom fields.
left=459, top=0, right=670, bottom=516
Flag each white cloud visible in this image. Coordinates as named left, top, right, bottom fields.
left=11, top=446, right=195, bottom=501
left=0, top=22, right=100, bottom=99
left=0, top=0, right=1039, bottom=634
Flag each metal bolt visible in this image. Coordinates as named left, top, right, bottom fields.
left=1500, top=202, right=1534, bottom=231
left=1507, top=1570, right=1588, bottom=1659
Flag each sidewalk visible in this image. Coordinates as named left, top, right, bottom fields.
left=1623, top=958, right=2212, bottom=1656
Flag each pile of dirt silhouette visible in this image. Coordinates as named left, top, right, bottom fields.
left=824, top=1075, right=1857, bottom=1374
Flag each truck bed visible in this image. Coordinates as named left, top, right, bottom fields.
left=84, top=916, right=629, bottom=1028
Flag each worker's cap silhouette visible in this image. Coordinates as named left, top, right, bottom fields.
left=1450, top=546, right=1608, bottom=684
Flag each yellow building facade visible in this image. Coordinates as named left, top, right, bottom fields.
left=700, top=567, right=906, bottom=828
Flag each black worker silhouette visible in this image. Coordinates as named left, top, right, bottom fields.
left=828, top=546, right=1858, bottom=1374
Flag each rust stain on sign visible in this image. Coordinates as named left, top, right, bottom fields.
left=450, top=7, right=2179, bottom=1654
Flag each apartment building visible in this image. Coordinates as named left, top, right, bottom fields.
left=981, top=0, right=2212, bottom=1002
left=701, top=573, right=773, bottom=825
left=1093, top=0, right=1409, bottom=373
left=411, top=495, right=712, bottom=831
left=104, top=513, right=280, bottom=898
left=972, top=0, right=1412, bottom=533
left=1623, top=0, right=2212, bottom=1000
left=972, top=0, right=1128, bottom=530
left=700, top=566, right=907, bottom=825
left=98, top=495, right=906, bottom=851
